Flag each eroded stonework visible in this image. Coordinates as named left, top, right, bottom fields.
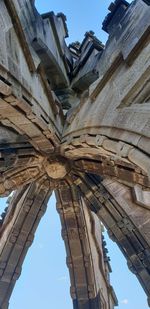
left=0, top=0, right=150, bottom=308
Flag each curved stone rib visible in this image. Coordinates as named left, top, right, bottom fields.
left=0, top=95, right=56, bottom=155
left=55, top=180, right=117, bottom=309
left=0, top=1, right=63, bottom=152
left=61, top=134, right=150, bottom=188
left=0, top=129, right=45, bottom=196
left=0, top=165, right=45, bottom=197
left=0, top=0, right=149, bottom=306
left=73, top=156, right=150, bottom=189
left=0, top=177, right=52, bottom=309
left=74, top=172, right=150, bottom=306
left=63, top=1, right=150, bottom=150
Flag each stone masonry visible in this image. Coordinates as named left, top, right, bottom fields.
left=0, top=0, right=150, bottom=308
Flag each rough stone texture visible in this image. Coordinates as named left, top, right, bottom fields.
left=56, top=181, right=117, bottom=308
left=0, top=178, right=52, bottom=308
left=0, top=0, right=150, bottom=308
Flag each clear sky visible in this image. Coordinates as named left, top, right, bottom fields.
left=0, top=0, right=149, bottom=309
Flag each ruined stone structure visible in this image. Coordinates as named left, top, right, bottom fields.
left=0, top=0, right=150, bottom=308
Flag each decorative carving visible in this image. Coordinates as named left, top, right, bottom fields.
left=0, top=0, right=150, bottom=308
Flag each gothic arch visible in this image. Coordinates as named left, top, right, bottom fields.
left=0, top=0, right=150, bottom=308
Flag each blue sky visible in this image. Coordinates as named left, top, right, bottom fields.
left=8, top=193, right=149, bottom=309
left=1, top=0, right=149, bottom=308
left=35, top=0, right=111, bottom=44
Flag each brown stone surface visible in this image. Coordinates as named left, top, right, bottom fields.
left=0, top=0, right=150, bottom=307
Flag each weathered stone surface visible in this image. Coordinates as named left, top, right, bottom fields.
left=56, top=181, right=117, bottom=308
left=133, top=185, right=150, bottom=208
left=75, top=173, right=150, bottom=300
left=0, top=179, right=52, bottom=308
left=0, top=0, right=150, bottom=307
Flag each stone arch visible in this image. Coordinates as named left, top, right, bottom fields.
left=74, top=171, right=150, bottom=305
left=0, top=179, right=52, bottom=309
left=0, top=0, right=149, bottom=307
left=55, top=180, right=118, bottom=309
